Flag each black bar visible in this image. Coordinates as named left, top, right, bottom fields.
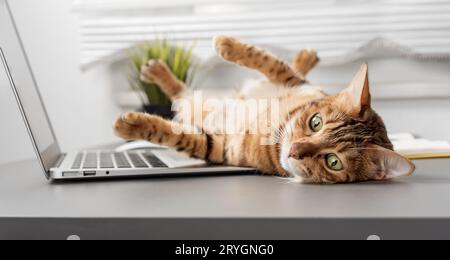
left=1, top=218, right=450, bottom=241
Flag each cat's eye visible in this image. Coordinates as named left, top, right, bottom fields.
left=326, top=154, right=344, bottom=171
left=310, top=114, right=323, bottom=132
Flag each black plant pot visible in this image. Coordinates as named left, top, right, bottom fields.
left=142, top=105, right=174, bottom=119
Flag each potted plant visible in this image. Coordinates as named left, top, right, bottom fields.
left=129, top=39, right=197, bottom=118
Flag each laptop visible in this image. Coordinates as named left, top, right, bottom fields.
left=0, top=0, right=254, bottom=180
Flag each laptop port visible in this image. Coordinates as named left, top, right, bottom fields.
left=62, top=171, right=81, bottom=177
left=83, top=171, right=97, bottom=177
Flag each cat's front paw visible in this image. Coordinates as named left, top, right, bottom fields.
left=214, top=35, right=244, bottom=62
left=140, top=59, right=171, bottom=84
left=113, top=112, right=157, bottom=140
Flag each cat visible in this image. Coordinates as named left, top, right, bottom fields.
left=114, top=36, right=415, bottom=184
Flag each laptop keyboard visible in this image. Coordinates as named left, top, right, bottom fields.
left=100, top=153, right=115, bottom=169
left=71, top=151, right=168, bottom=169
left=128, top=153, right=148, bottom=168
left=71, top=153, right=83, bottom=169
left=83, top=153, right=98, bottom=169
left=142, top=152, right=168, bottom=168
left=113, top=152, right=132, bottom=168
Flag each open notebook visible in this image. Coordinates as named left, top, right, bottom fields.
left=390, top=133, right=450, bottom=159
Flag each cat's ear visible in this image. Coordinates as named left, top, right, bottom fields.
left=338, top=64, right=371, bottom=117
left=368, top=145, right=416, bottom=180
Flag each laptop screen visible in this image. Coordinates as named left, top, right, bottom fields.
left=0, top=0, right=61, bottom=176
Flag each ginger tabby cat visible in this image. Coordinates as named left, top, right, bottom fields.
left=114, top=36, right=415, bottom=184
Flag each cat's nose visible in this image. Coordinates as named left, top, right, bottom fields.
left=289, top=142, right=320, bottom=160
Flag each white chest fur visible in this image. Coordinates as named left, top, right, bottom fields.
left=239, top=80, right=326, bottom=100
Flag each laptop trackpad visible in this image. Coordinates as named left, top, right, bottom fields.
left=151, top=149, right=207, bottom=168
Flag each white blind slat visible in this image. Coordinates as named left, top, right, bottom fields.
left=74, top=0, right=450, bottom=69
left=80, top=5, right=450, bottom=27
left=73, top=0, right=450, bottom=11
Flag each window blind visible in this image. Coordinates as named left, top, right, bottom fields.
left=74, top=0, right=450, bottom=69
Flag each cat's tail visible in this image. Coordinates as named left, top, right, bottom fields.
left=140, top=59, right=187, bottom=100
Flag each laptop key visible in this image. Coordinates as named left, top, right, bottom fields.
left=128, top=153, right=149, bottom=168
left=100, top=152, right=115, bottom=169
left=83, top=153, right=98, bottom=169
left=143, top=152, right=168, bottom=168
left=71, top=153, right=83, bottom=169
left=113, top=153, right=132, bottom=168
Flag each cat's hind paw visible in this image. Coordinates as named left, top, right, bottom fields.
left=214, top=35, right=245, bottom=62
left=292, top=49, right=320, bottom=76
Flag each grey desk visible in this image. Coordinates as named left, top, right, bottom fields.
left=1, top=156, right=450, bottom=240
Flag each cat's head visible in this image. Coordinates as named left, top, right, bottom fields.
left=280, top=64, right=415, bottom=184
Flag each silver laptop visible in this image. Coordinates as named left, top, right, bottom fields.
left=0, top=0, right=254, bottom=180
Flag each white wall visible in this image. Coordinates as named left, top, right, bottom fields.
left=374, top=99, right=450, bottom=140
left=0, top=67, right=35, bottom=163
left=0, top=0, right=123, bottom=164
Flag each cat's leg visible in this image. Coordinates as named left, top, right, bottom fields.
left=292, top=49, right=320, bottom=76
left=140, top=60, right=187, bottom=100
left=214, top=36, right=306, bottom=87
left=113, top=112, right=225, bottom=163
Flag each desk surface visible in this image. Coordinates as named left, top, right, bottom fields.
left=1, top=157, right=450, bottom=219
